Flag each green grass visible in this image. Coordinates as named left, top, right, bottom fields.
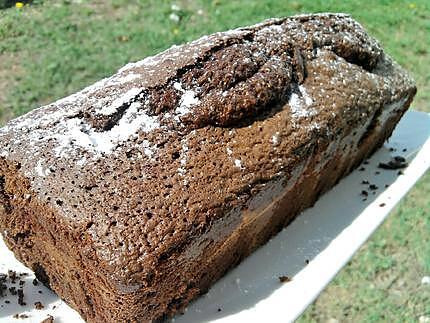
left=0, top=0, right=429, bottom=321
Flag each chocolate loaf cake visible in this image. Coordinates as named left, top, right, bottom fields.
left=0, top=13, right=416, bottom=322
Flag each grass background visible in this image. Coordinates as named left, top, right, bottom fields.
left=0, top=0, right=429, bottom=321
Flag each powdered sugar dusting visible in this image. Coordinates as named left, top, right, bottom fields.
left=179, top=90, right=199, bottom=114
left=177, top=139, right=189, bottom=177
left=97, top=88, right=141, bottom=116
left=173, top=82, right=200, bottom=117
left=272, top=132, right=280, bottom=145
left=0, top=69, right=162, bottom=167
left=106, top=73, right=141, bottom=86
left=76, top=157, right=87, bottom=166
left=289, top=85, right=316, bottom=118
left=55, top=101, right=159, bottom=157
left=118, top=54, right=161, bottom=73
left=141, top=140, right=156, bottom=158
left=300, top=85, right=313, bottom=106
left=35, top=160, right=52, bottom=177
left=234, top=159, right=243, bottom=169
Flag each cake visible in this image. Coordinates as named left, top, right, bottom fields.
left=0, top=13, right=416, bottom=322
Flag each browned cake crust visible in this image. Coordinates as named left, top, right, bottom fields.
left=0, top=13, right=416, bottom=322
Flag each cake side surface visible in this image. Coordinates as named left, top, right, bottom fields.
left=0, top=13, right=416, bottom=322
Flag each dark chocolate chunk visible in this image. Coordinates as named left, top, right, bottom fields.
left=394, top=156, right=406, bottom=163
left=8, top=270, right=17, bottom=283
left=34, top=301, right=44, bottom=310
left=17, top=288, right=25, bottom=306
left=378, top=156, right=408, bottom=170
left=0, top=282, right=6, bottom=298
left=279, top=276, right=292, bottom=283
left=41, top=315, right=54, bottom=323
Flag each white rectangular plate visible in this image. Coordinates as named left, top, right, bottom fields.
left=1, top=110, right=429, bottom=323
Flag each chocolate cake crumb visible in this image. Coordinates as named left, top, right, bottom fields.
left=375, top=171, right=380, bottom=175
left=19, top=280, right=25, bottom=286
left=34, top=301, right=44, bottom=310
left=362, top=198, right=367, bottom=201
left=389, top=147, right=395, bottom=152
left=369, top=184, right=378, bottom=190
left=398, top=170, right=404, bottom=175
left=8, top=270, right=17, bottom=283
left=17, top=288, right=26, bottom=306
left=396, top=156, right=406, bottom=162
left=385, top=184, right=389, bottom=188
left=38, top=290, right=43, bottom=294
left=379, top=203, right=386, bottom=207
left=361, top=190, right=368, bottom=197
left=361, top=180, right=369, bottom=185
left=402, top=148, right=407, bottom=152
left=41, top=315, right=54, bottom=323
left=0, top=282, right=6, bottom=298
left=363, top=161, right=370, bottom=165
left=9, top=286, right=17, bottom=295
left=378, top=156, right=408, bottom=170
left=217, top=308, right=222, bottom=312
left=358, top=167, right=365, bottom=171
left=279, top=276, right=292, bottom=283
left=32, top=278, right=39, bottom=286
left=13, top=313, right=29, bottom=319
left=305, top=259, right=310, bottom=265
left=5, top=299, right=10, bottom=304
